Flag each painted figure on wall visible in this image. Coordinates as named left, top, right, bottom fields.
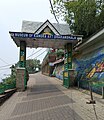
left=73, top=47, right=104, bottom=93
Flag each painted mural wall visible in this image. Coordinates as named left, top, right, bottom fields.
left=53, top=63, right=64, bottom=80
left=73, top=46, right=104, bottom=94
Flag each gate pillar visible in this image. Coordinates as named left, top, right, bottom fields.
left=16, top=41, right=27, bottom=91
left=19, top=41, right=26, bottom=67
left=63, top=43, right=75, bottom=88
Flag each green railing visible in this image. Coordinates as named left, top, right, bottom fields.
left=0, top=81, right=16, bottom=95
left=5, top=83, right=16, bottom=90
left=0, top=84, right=5, bottom=94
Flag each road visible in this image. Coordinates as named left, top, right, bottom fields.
left=0, top=72, right=104, bottom=120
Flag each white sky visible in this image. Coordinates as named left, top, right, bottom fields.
left=0, top=0, right=64, bottom=82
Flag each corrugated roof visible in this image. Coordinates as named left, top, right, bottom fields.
left=21, top=20, right=43, bottom=33
left=21, top=20, right=71, bottom=35
left=52, top=23, right=71, bottom=35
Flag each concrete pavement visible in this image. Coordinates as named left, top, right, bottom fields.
left=0, top=73, right=104, bottom=120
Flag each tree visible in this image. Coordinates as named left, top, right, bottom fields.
left=26, top=59, right=41, bottom=73
left=52, top=0, right=104, bottom=38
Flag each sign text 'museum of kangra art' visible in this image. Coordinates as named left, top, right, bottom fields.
left=10, top=32, right=78, bottom=40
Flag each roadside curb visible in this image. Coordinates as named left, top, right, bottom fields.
left=0, top=88, right=16, bottom=106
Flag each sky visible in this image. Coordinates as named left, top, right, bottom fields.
left=0, top=0, right=64, bottom=82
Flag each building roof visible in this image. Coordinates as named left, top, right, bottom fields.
left=21, top=20, right=71, bottom=35
left=9, top=20, right=82, bottom=49
left=75, top=28, right=104, bottom=51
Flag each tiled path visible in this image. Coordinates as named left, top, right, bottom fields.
left=0, top=73, right=104, bottom=120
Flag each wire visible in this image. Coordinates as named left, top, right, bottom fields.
left=35, top=50, right=47, bottom=58
left=27, top=49, right=47, bottom=60
left=0, top=58, right=9, bottom=64
left=0, top=68, right=10, bottom=71
left=27, top=48, right=43, bottom=58
left=0, top=63, right=15, bottom=68
left=49, top=0, right=59, bottom=23
left=0, top=49, right=46, bottom=68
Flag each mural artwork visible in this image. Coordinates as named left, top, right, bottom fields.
left=53, top=64, right=64, bottom=80
left=73, top=47, right=104, bottom=94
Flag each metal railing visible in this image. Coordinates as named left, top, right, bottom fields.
left=0, top=81, right=16, bottom=94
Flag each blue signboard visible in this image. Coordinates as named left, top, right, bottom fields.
left=10, top=32, right=78, bottom=40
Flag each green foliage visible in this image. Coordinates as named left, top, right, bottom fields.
left=88, top=76, right=104, bottom=87
left=10, top=65, right=16, bottom=76
left=0, top=75, right=16, bottom=94
left=52, top=0, right=104, bottom=38
left=0, top=83, right=5, bottom=94
left=3, top=75, right=16, bottom=85
left=56, top=49, right=64, bottom=59
left=26, top=59, right=41, bottom=73
left=0, top=83, right=4, bottom=88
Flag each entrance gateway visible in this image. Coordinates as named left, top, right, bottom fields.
left=9, top=20, right=82, bottom=91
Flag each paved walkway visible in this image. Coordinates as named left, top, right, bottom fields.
left=0, top=73, right=104, bottom=120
